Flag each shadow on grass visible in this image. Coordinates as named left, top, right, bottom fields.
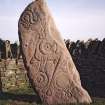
left=0, top=92, right=41, bottom=104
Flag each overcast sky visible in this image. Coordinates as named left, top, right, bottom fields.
left=0, top=0, right=105, bottom=42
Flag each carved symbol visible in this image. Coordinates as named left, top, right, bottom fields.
left=20, top=9, right=39, bottom=29
left=46, top=89, right=52, bottom=96
left=39, top=39, right=57, bottom=55
left=64, top=88, right=72, bottom=98
left=30, top=58, right=40, bottom=74
left=35, top=72, right=49, bottom=88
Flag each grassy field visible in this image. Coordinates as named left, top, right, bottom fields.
left=0, top=87, right=105, bottom=105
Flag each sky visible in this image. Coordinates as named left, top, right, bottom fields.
left=0, top=0, right=105, bottom=42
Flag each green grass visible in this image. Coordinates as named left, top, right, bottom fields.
left=1, top=98, right=105, bottom=105
left=0, top=87, right=105, bottom=105
left=1, top=99, right=105, bottom=105
left=8, top=86, right=35, bottom=95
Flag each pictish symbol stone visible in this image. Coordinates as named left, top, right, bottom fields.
left=18, top=0, right=92, bottom=105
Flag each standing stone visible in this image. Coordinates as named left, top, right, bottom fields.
left=0, top=51, right=1, bottom=61
left=5, top=40, right=13, bottom=59
left=18, top=0, right=92, bottom=104
left=0, top=67, right=2, bottom=92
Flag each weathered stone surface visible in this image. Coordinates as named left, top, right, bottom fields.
left=18, top=0, right=92, bottom=104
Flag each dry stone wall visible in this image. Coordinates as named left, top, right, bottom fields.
left=0, top=59, right=29, bottom=92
